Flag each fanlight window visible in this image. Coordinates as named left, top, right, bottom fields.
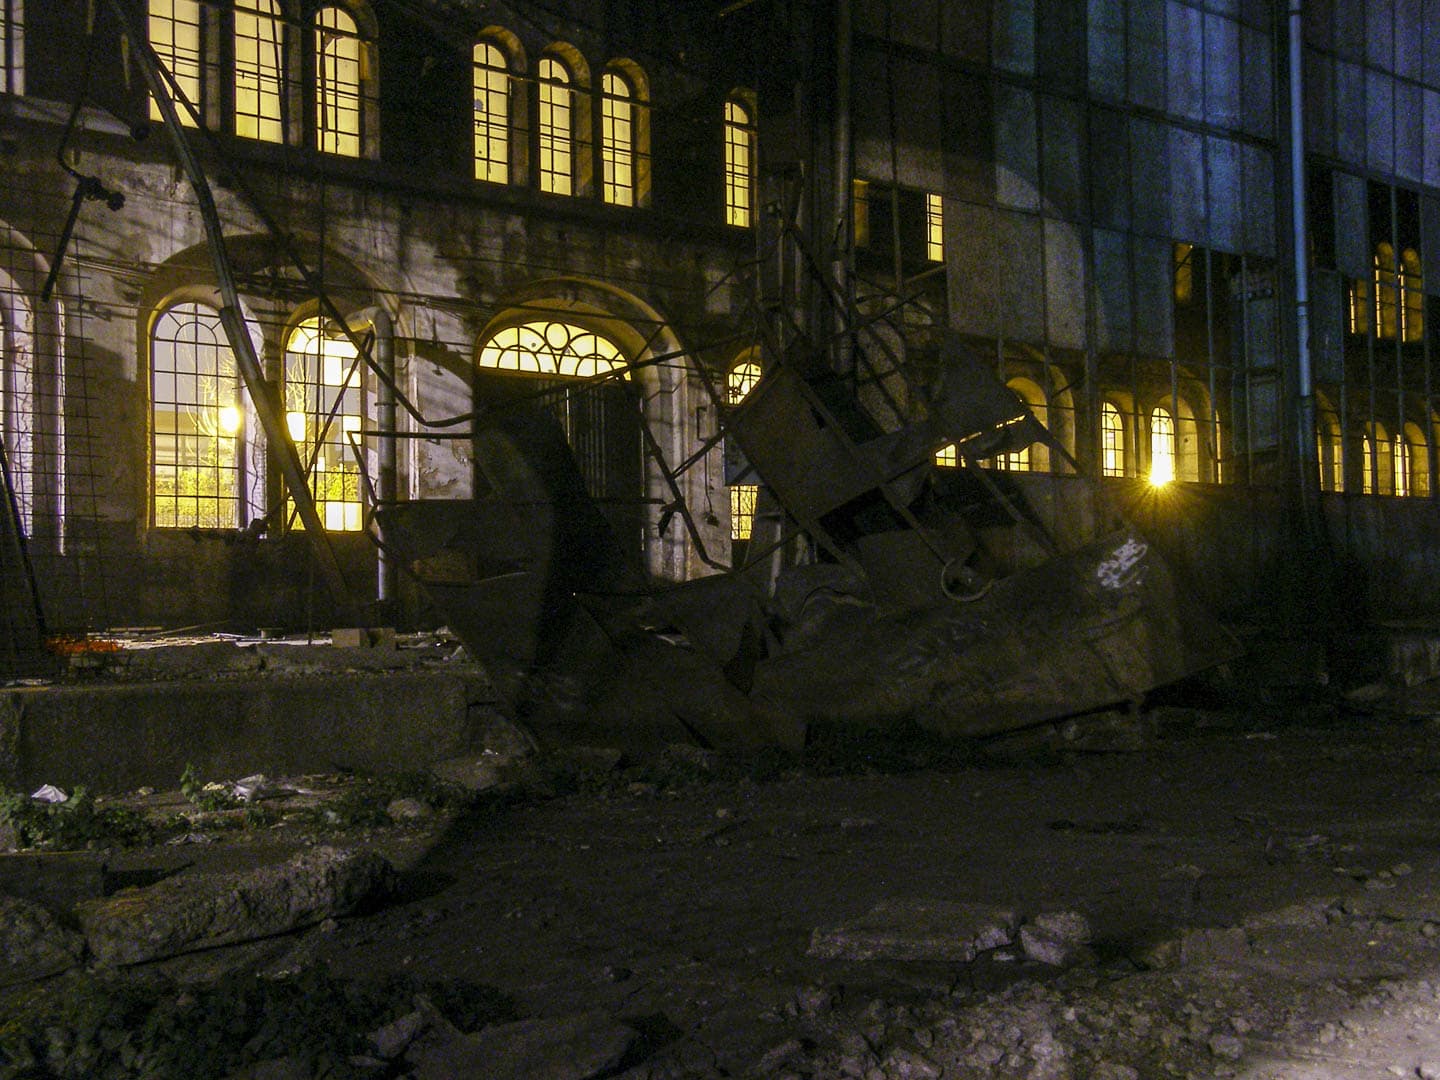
left=478, top=321, right=629, bottom=380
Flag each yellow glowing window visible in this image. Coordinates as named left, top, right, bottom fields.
left=315, top=6, right=362, bottom=157
left=934, top=443, right=957, bottom=467
left=1402, top=248, right=1424, bottom=343
left=538, top=57, right=573, bottom=196
left=1394, top=436, right=1411, bottom=497
left=926, top=193, right=943, bottom=262
left=1348, top=274, right=1371, bottom=336
left=730, top=484, right=756, bottom=541
left=1149, top=407, right=1175, bottom=485
left=1101, top=402, right=1125, bottom=477
left=151, top=303, right=246, bottom=529
left=726, top=360, right=761, bottom=405
left=1317, top=418, right=1343, bottom=493
left=852, top=179, right=869, bottom=246
left=994, top=443, right=1030, bottom=472
left=235, top=0, right=284, bottom=142
left=1, top=0, right=24, bottom=95
left=601, top=72, right=634, bottom=206
left=148, top=0, right=202, bottom=125
left=284, top=318, right=365, bottom=531
left=724, top=97, right=755, bottom=228
left=478, top=321, right=629, bottom=380
left=1174, top=242, right=1194, bottom=304
left=473, top=41, right=509, bottom=183
left=1374, top=245, right=1401, bottom=340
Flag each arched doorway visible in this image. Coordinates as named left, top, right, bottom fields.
left=475, top=318, right=644, bottom=557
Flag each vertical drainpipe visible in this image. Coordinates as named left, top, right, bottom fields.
left=370, top=307, right=398, bottom=607
left=1289, top=0, right=1320, bottom=524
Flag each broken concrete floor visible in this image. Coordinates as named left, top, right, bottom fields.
left=9, top=705, right=1440, bottom=1077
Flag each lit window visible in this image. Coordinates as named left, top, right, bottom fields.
left=725, top=361, right=761, bottom=546
left=1174, top=242, right=1194, bottom=304
left=601, top=71, right=634, bottom=206
left=537, top=56, right=573, bottom=196
left=234, top=0, right=284, bottom=143
left=1361, top=422, right=1390, bottom=495
left=852, top=179, right=869, bottom=246
left=934, top=443, right=957, bottom=467
left=730, top=484, right=756, bottom=542
left=994, top=443, right=1030, bottom=472
left=478, top=321, right=628, bottom=379
left=1101, top=401, right=1125, bottom=477
left=926, top=193, right=943, bottom=262
left=1394, top=435, right=1411, bottom=497
left=148, top=0, right=202, bottom=125
left=1317, top=411, right=1343, bottom=492
left=472, top=41, right=509, bottom=184
left=1375, top=244, right=1401, bottom=340
left=151, top=303, right=246, bottom=529
left=724, top=96, right=755, bottom=228
left=315, top=6, right=362, bottom=157
left=284, top=318, right=365, bottom=531
left=1149, top=406, right=1175, bottom=485
left=1, top=0, right=24, bottom=95
left=1348, top=273, right=1371, bottom=336
left=726, top=360, right=760, bottom=405
left=1404, top=423, right=1430, bottom=497
left=1402, top=248, right=1424, bottom=343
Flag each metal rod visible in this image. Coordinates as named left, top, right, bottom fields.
left=109, top=0, right=356, bottom=619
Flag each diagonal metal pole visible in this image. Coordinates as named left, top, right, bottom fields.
left=105, top=0, right=356, bottom=618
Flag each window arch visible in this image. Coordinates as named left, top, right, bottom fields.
left=151, top=302, right=248, bottom=529
left=992, top=378, right=1047, bottom=473
left=284, top=317, right=366, bottom=531
left=148, top=0, right=203, bottom=126
left=537, top=54, right=575, bottom=196
left=472, top=39, right=510, bottom=184
left=1394, top=433, right=1412, bottom=497
left=1100, top=400, right=1126, bottom=477
left=723, top=93, right=756, bottom=228
left=1402, top=248, right=1424, bottom=343
left=234, top=0, right=285, bottom=143
left=601, top=69, right=635, bottom=206
left=1149, top=406, right=1175, bottom=485
left=0, top=301, right=32, bottom=533
left=314, top=5, right=375, bottom=157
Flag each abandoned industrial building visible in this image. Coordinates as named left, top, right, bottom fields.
left=4, top=1, right=1440, bottom=1076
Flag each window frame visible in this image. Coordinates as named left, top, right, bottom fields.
left=472, top=39, right=510, bottom=184
left=723, top=94, right=756, bottom=228
left=537, top=54, right=575, bottom=196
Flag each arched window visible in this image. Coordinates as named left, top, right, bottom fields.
left=472, top=40, right=509, bottom=184
left=1394, top=434, right=1412, bottom=497
left=1, top=0, right=24, bottom=95
left=314, top=5, right=367, bottom=157
left=601, top=70, right=634, bottom=206
left=1361, top=421, right=1391, bottom=495
left=284, top=318, right=366, bottom=531
left=537, top=56, right=574, bottom=196
left=1317, top=405, right=1343, bottom=493
left=1149, top=406, right=1175, bottom=485
left=1375, top=243, right=1401, bottom=340
left=725, top=360, right=761, bottom=547
left=1403, top=422, right=1430, bottom=497
left=1402, top=248, right=1424, bottom=343
left=148, top=0, right=203, bottom=125
left=0, top=304, right=31, bottom=533
left=723, top=94, right=755, bottom=228
left=151, top=303, right=247, bottom=529
left=234, top=0, right=285, bottom=143
left=1100, top=401, right=1125, bottom=477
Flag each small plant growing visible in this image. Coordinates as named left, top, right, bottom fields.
left=179, top=763, right=240, bottom=812
left=0, top=787, right=155, bottom=850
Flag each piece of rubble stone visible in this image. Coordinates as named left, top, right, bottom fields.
left=1020, top=911, right=1093, bottom=966
left=1179, top=927, right=1251, bottom=968
left=405, top=1005, right=635, bottom=1080
left=385, top=797, right=433, bottom=821
left=807, top=900, right=1016, bottom=962
left=369, top=1008, right=428, bottom=1060
left=0, top=893, right=85, bottom=987
left=429, top=755, right=506, bottom=792
left=77, top=846, right=395, bottom=966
